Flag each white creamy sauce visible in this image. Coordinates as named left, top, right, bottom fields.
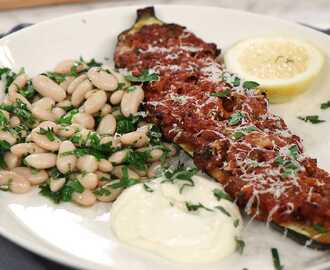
left=111, top=175, right=242, bottom=263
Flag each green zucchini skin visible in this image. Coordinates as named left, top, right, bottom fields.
left=114, top=6, right=330, bottom=250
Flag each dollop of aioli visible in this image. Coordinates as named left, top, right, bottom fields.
left=111, top=175, right=243, bottom=263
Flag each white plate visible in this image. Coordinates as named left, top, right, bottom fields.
left=1, top=4, right=330, bottom=270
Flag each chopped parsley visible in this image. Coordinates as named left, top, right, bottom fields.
left=320, top=100, right=330, bottom=110
left=0, top=140, right=11, bottom=168
left=0, top=67, right=18, bottom=92
left=44, top=72, right=67, bottom=84
left=274, top=144, right=300, bottom=177
left=243, top=81, right=259, bottom=89
left=94, top=187, right=111, bottom=197
left=0, top=100, right=35, bottom=126
left=127, top=86, right=136, bottom=92
left=143, top=183, right=154, bottom=192
left=125, top=70, right=159, bottom=83
left=109, top=166, right=140, bottom=189
left=271, top=248, right=284, bottom=270
left=298, top=115, right=325, bottom=124
left=213, top=188, right=233, bottom=202
left=123, top=149, right=151, bottom=171
left=116, top=114, right=140, bottom=134
left=215, top=205, right=231, bottom=217
left=0, top=110, right=9, bottom=128
left=37, top=127, right=56, bottom=141
left=313, top=224, right=328, bottom=234
left=228, top=111, right=245, bottom=125
left=232, top=126, right=257, bottom=140
left=210, top=89, right=230, bottom=98
left=185, top=202, right=213, bottom=212
left=236, top=237, right=245, bottom=255
left=161, top=162, right=198, bottom=193
left=18, top=80, right=36, bottom=99
left=56, top=108, right=79, bottom=125
left=233, top=219, right=240, bottom=228
left=148, top=125, right=162, bottom=145
left=39, top=179, right=84, bottom=204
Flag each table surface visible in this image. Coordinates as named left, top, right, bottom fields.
left=0, top=1, right=330, bottom=269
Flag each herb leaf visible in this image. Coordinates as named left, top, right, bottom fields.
left=236, top=237, right=246, bottom=255
left=213, top=188, right=233, bottom=202
left=37, top=127, right=56, bottom=141
left=320, top=100, right=330, bottom=110
left=271, top=248, right=284, bottom=270
left=210, top=89, right=230, bottom=98
left=56, top=108, right=79, bottom=125
left=116, top=114, right=140, bottom=134
left=44, top=72, right=67, bottom=84
left=313, top=224, right=328, bottom=234
left=228, top=112, right=245, bottom=125
left=298, top=115, right=325, bottom=124
left=123, top=149, right=151, bottom=170
left=232, top=126, right=257, bottom=140
left=185, top=202, right=213, bottom=212
left=243, top=81, right=259, bottom=89
left=109, top=166, right=140, bottom=189
left=143, top=183, right=154, bottom=192
left=215, top=205, right=231, bottom=217
left=125, top=70, right=159, bottom=83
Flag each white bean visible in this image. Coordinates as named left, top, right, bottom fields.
left=100, top=104, right=112, bottom=116
left=87, top=67, right=118, bottom=91
left=9, top=116, right=20, bottom=127
left=100, top=136, right=121, bottom=148
left=77, top=155, right=98, bottom=173
left=110, top=90, right=124, bottom=105
left=11, top=142, right=45, bottom=156
left=32, top=75, right=66, bottom=102
left=13, top=167, right=48, bottom=185
left=54, top=59, right=86, bottom=74
left=120, top=86, right=144, bottom=117
left=77, top=172, right=98, bottom=189
left=71, top=79, right=93, bottom=106
left=72, top=113, right=95, bottom=129
left=53, top=107, right=66, bottom=119
left=131, top=167, right=147, bottom=177
left=147, top=161, right=162, bottom=178
left=72, top=190, right=96, bottom=207
left=32, top=97, right=56, bottom=121
left=120, top=131, right=149, bottom=147
left=0, top=131, right=16, bottom=145
left=56, top=140, right=77, bottom=174
left=56, top=125, right=77, bottom=138
left=112, top=165, right=140, bottom=179
left=0, top=170, right=18, bottom=185
left=24, top=153, right=57, bottom=169
left=98, top=159, right=113, bottom=172
left=60, top=76, right=75, bottom=92
left=67, top=74, right=87, bottom=94
left=97, top=114, right=116, bottom=135
left=57, top=100, right=72, bottom=108
left=95, top=183, right=122, bottom=202
left=83, top=90, right=107, bottom=114
left=109, top=149, right=128, bottom=164
left=149, top=148, right=163, bottom=162
left=102, top=65, right=129, bottom=88
left=8, top=74, right=30, bottom=108
left=4, top=152, right=20, bottom=169
left=9, top=176, right=31, bottom=194
left=50, top=177, right=66, bottom=192
left=31, top=123, right=61, bottom=151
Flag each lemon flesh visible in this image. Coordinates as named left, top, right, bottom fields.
left=224, top=37, right=324, bottom=103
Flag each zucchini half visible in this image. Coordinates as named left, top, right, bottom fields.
left=114, top=6, right=330, bottom=249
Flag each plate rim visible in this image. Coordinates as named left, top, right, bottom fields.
left=0, top=4, right=330, bottom=270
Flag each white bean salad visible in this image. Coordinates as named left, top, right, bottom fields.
left=0, top=58, right=177, bottom=207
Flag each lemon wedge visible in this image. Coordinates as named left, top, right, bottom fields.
left=224, top=36, right=324, bottom=103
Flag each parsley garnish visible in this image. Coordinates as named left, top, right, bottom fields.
left=0, top=140, right=11, bottom=168
left=39, top=179, right=84, bottom=204
left=234, top=219, right=240, bottom=228
left=243, top=81, right=259, bottom=89
left=320, top=100, right=330, bottom=110
left=162, top=162, right=197, bottom=193
left=215, top=205, right=231, bottom=217
left=0, top=67, right=17, bottom=92
left=298, top=115, right=325, bottom=124
left=116, top=114, right=140, bottom=134
left=125, top=70, right=159, bottom=83
left=127, top=86, right=136, bottom=92
left=228, top=111, right=245, bottom=125
left=271, top=248, right=284, bottom=270
left=0, top=100, right=35, bottom=126
left=123, top=149, right=151, bottom=171
left=213, top=188, right=233, bottom=202
left=148, top=125, right=162, bottom=145
left=37, top=127, right=56, bottom=141
left=44, top=72, right=67, bottom=84
left=109, top=166, right=140, bottom=189
left=0, top=110, right=9, bottom=128
left=313, top=224, right=328, bottom=234
left=143, top=183, right=154, bottom=192
left=232, top=126, right=257, bottom=140
left=185, top=202, right=213, bottom=212
left=56, top=108, right=79, bottom=125
left=18, top=80, right=36, bottom=99
left=210, top=89, right=230, bottom=98
left=94, top=187, right=111, bottom=196
left=236, top=237, right=245, bottom=255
